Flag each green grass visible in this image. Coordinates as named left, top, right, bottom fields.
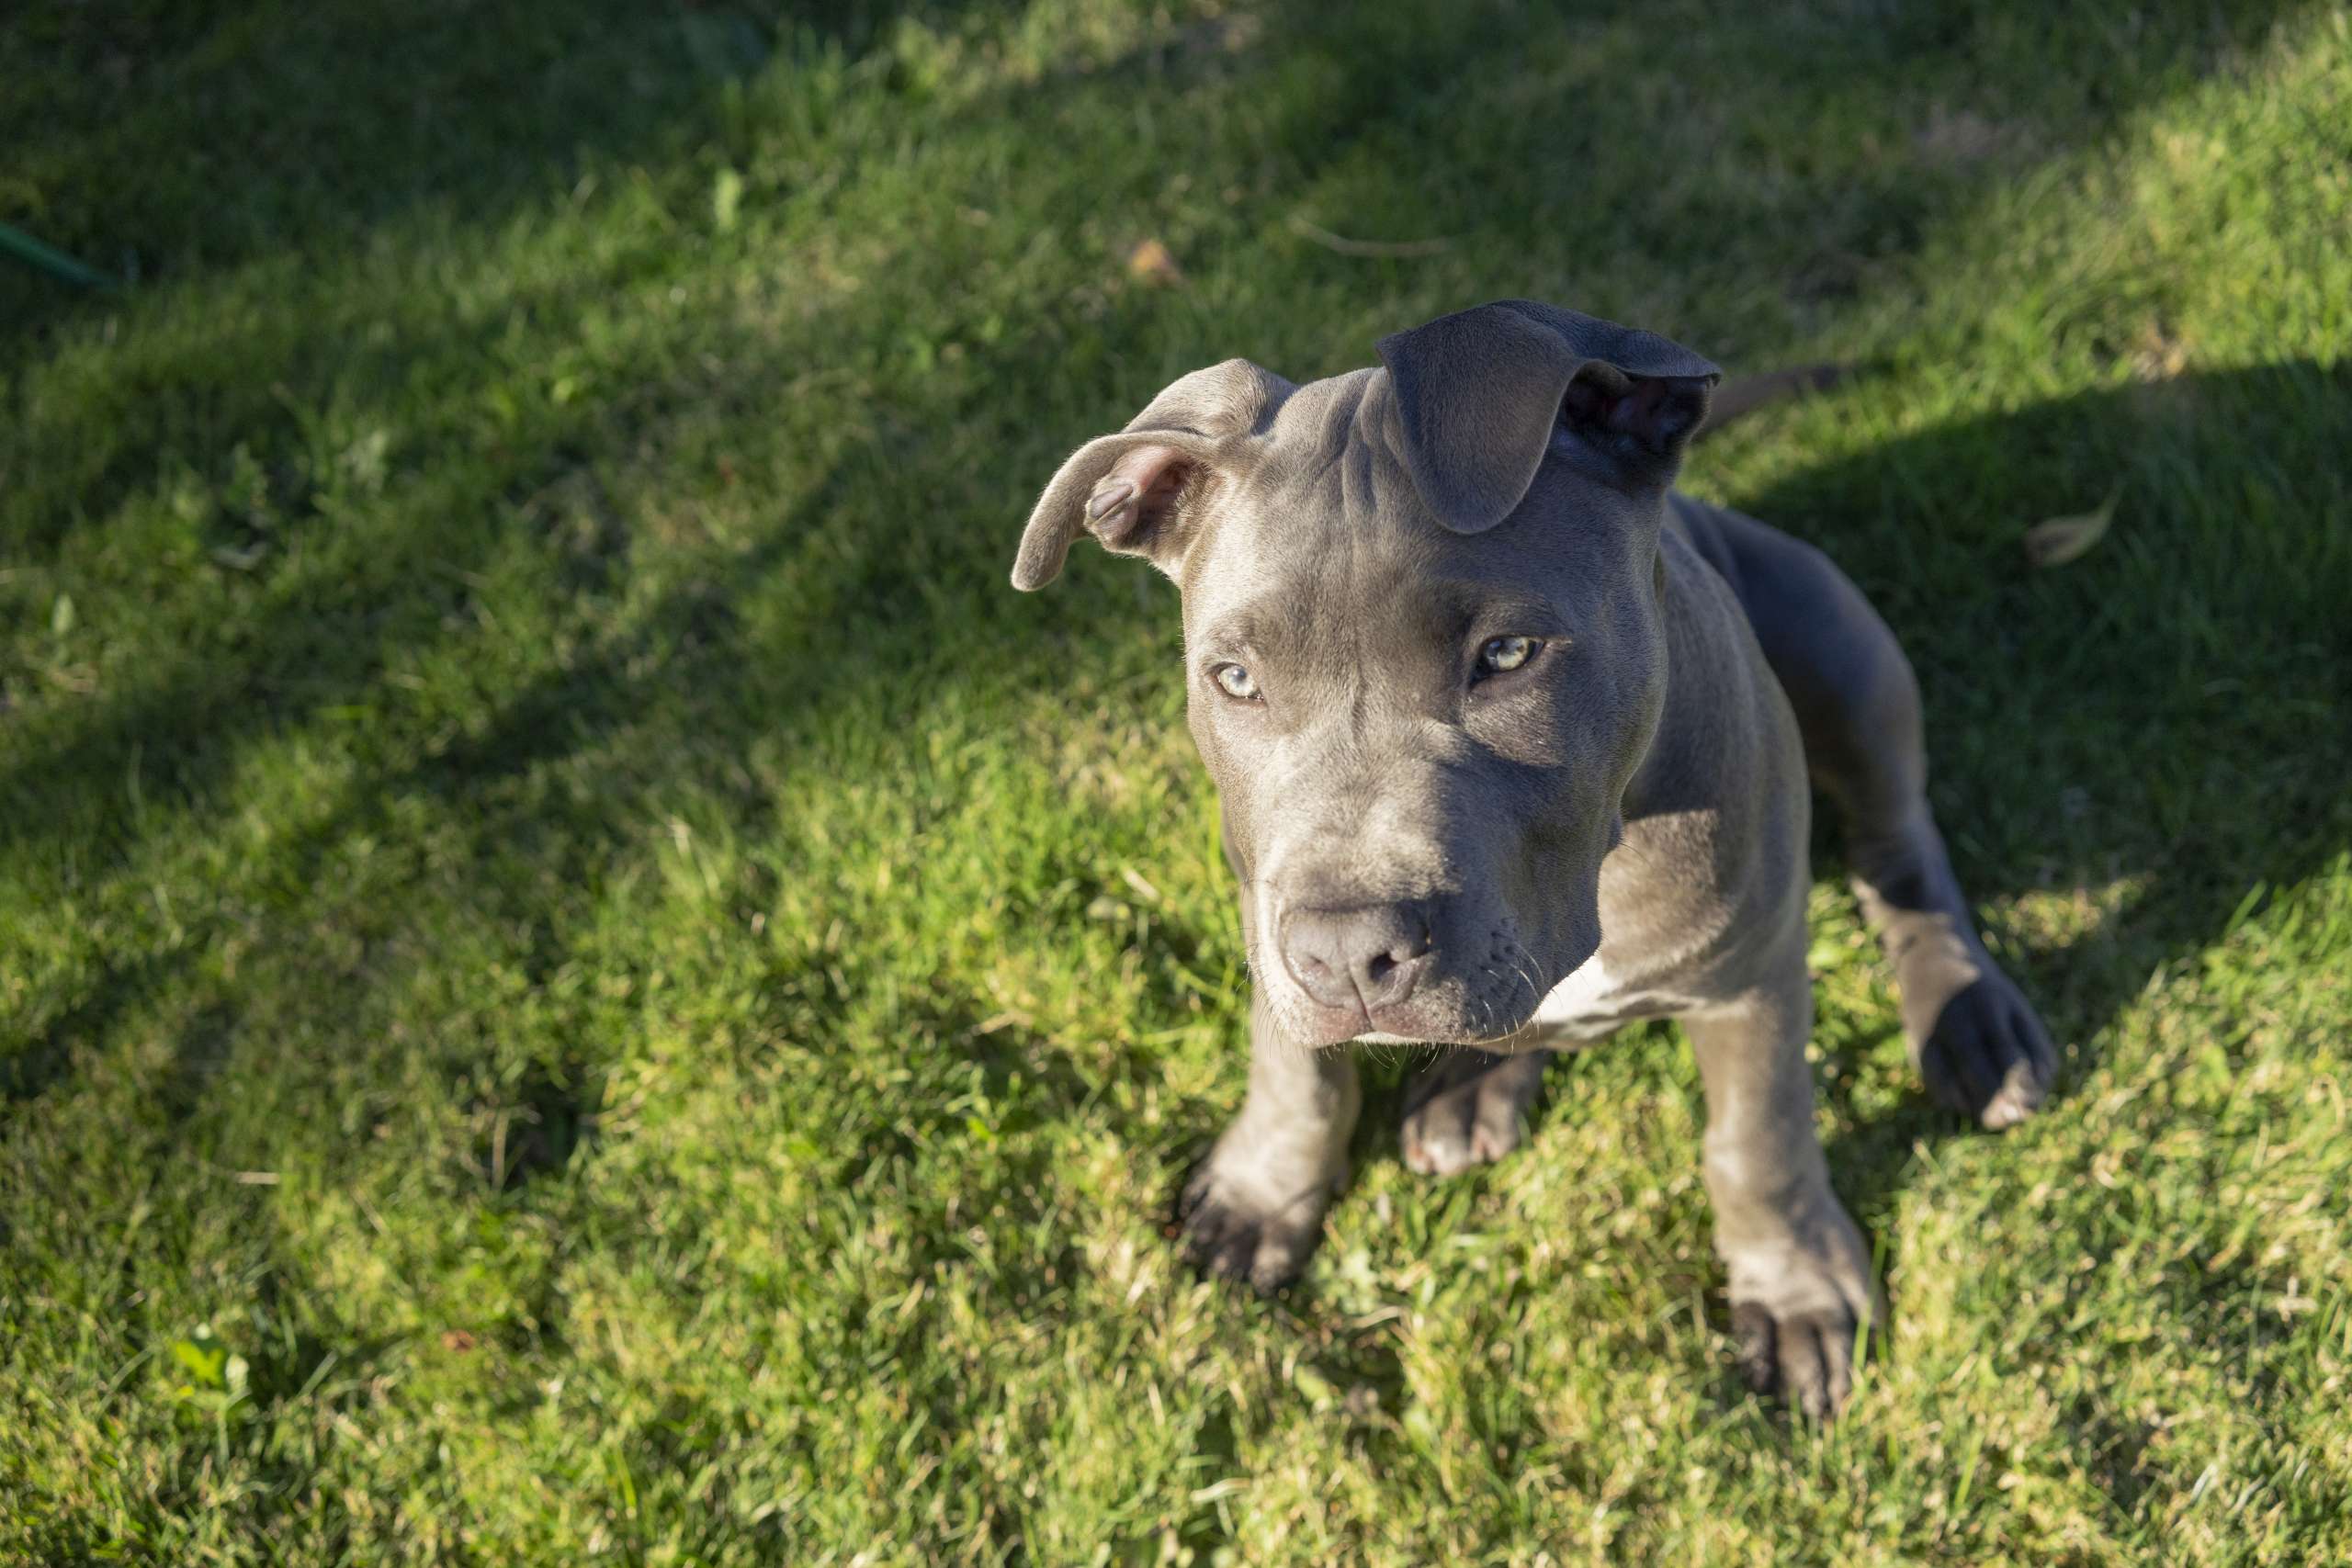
left=4, top=0, right=2349, bottom=1560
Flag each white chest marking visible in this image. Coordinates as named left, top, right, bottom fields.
left=1528, top=951, right=1622, bottom=1035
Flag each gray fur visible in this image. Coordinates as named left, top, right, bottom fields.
left=1011, top=299, right=2055, bottom=1416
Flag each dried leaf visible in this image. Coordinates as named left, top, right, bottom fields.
left=2023, top=489, right=2120, bottom=569
left=1125, top=238, right=1185, bottom=287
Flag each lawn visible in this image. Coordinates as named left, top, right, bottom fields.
left=4, top=0, right=2349, bottom=1561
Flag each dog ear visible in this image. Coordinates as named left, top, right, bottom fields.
left=1376, top=299, right=1720, bottom=534
left=1012, top=358, right=1288, bottom=591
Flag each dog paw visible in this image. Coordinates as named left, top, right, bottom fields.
left=1731, top=1299, right=1861, bottom=1420
left=1177, top=1161, right=1335, bottom=1293
left=1724, top=1224, right=1880, bottom=1420
left=1399, top=1049, right=1550, bottom=1177
left=1909, top=964, right=2056, bottom=1131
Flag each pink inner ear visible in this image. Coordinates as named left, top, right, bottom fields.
left=1084, top=443, right=1196, bottom=550
left=1561, top=368, right=1703, bottom=452
left=1608, top=377, right=1675, bottom=433
left=1557, top=370, right=1622, bottom=431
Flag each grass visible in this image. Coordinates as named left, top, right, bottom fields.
left=3, top=0, right=2349, bottom=1561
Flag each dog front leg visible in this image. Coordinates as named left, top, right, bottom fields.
left=1683, top=983, right=1880, bottom=1418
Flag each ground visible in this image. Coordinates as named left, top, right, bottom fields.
left=3, top=1, right=2349, bottom=1562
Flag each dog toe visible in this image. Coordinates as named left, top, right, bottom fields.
left=1731, top=1301, right=1780, bottom=1396
left=1399, top=1050, right=1546, bottom=1177
left=1731, top=1301, right=1860, bottom=1419
left=1917, top=973, right=2055, bottom=1128
left=1178, top=1171, right=1327, bottom=1292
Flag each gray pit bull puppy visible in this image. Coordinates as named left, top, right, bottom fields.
left=1010, top=300, right=2056, bottom=1416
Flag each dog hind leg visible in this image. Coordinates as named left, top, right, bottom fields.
left=1700, top=504, right=2057, bottom=1127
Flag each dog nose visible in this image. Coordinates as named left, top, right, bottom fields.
left=1279, top=904, right=1434, bottom=1014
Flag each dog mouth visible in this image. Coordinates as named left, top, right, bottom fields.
left=1264, top=925, right=1563, bottom=1050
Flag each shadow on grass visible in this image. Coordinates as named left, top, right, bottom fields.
left=1766, top=361, right=2351, bottom=1240
left=6, top=0, right=2318, bottom=545
left=8, top=0, right=2328, bottom=1053
left=0, top=0, right=984, bottom=347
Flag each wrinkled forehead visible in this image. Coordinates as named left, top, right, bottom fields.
left=1251, top=367, right=1416, bottom=525
left=1182, top=368, right=1426, bottom=615
left=1179, top=366, right=1594, bottom=633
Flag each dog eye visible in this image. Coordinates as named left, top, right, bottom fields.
left=1477, top=636, right=1541, bottom=674
left=1212, top=663, right=1261, bottom=701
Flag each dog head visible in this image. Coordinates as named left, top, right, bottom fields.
left=1012, top=300, right=1717, bottom=1046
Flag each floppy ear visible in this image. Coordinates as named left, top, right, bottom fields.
left=1011, top=358, right=1289, bottom=591
left=1375, top=299, right=1721, bottom=534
